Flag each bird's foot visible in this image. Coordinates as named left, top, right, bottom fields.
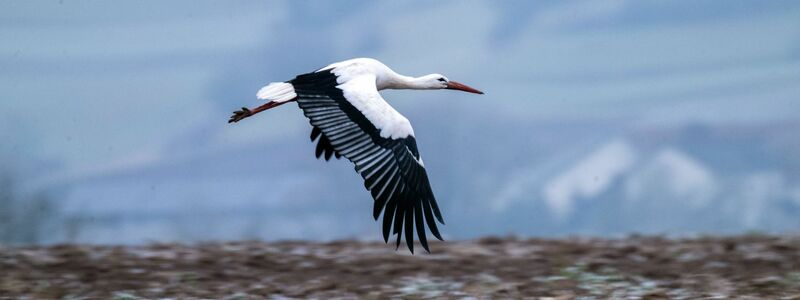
left=228, top=107, right=252, bottom=123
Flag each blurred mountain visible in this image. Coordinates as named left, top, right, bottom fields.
left=485, top=120, right=800, bottom=237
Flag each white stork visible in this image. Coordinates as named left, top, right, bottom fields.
left=228, top=58, right=483, bottom=253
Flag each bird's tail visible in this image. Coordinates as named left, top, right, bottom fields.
left=256, top=82, right=297, bottom=103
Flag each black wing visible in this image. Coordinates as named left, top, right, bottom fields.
left=310, top=126, right=342, bottom=161
left=291, top=70, right=444, bottom=253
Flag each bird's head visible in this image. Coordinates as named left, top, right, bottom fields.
left=418, top=74, right=484, bottom=94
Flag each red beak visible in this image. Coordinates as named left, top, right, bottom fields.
left=446, top=81, right=484, bottom=94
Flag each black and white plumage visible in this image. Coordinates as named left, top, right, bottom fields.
left=229, top=58, right=483, bottom=253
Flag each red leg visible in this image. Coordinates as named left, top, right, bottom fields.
left=228, top=99, right=294, bottom=123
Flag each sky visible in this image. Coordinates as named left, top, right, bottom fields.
left=1, top=1, right=799, bottom=244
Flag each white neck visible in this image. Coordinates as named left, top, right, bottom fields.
left=380, top=73, right=431, bottom=90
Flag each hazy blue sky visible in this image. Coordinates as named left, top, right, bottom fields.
left=2, top=1, right=799, bottom=243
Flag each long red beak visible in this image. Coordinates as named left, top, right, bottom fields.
left=446, top=81, right=484, bottom=94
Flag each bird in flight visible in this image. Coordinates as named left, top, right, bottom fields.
left=228, top=58, right=483, bottom=253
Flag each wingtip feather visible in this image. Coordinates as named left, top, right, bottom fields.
left=415, top=204, right=430, bottom=253
left=405, top=208, right=414, bottom=254
left=382, top=200, right=397, bottom=243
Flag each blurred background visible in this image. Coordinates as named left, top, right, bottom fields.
left=2, top=1, right=799, bottom=245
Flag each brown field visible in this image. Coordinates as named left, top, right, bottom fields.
left=2, top=235, right=800, bottom=299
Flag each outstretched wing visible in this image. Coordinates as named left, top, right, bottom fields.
left=291, top=69, right=444, bottom=253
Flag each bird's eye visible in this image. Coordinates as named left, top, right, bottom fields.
left=437, top=78, right=447, bottom=82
